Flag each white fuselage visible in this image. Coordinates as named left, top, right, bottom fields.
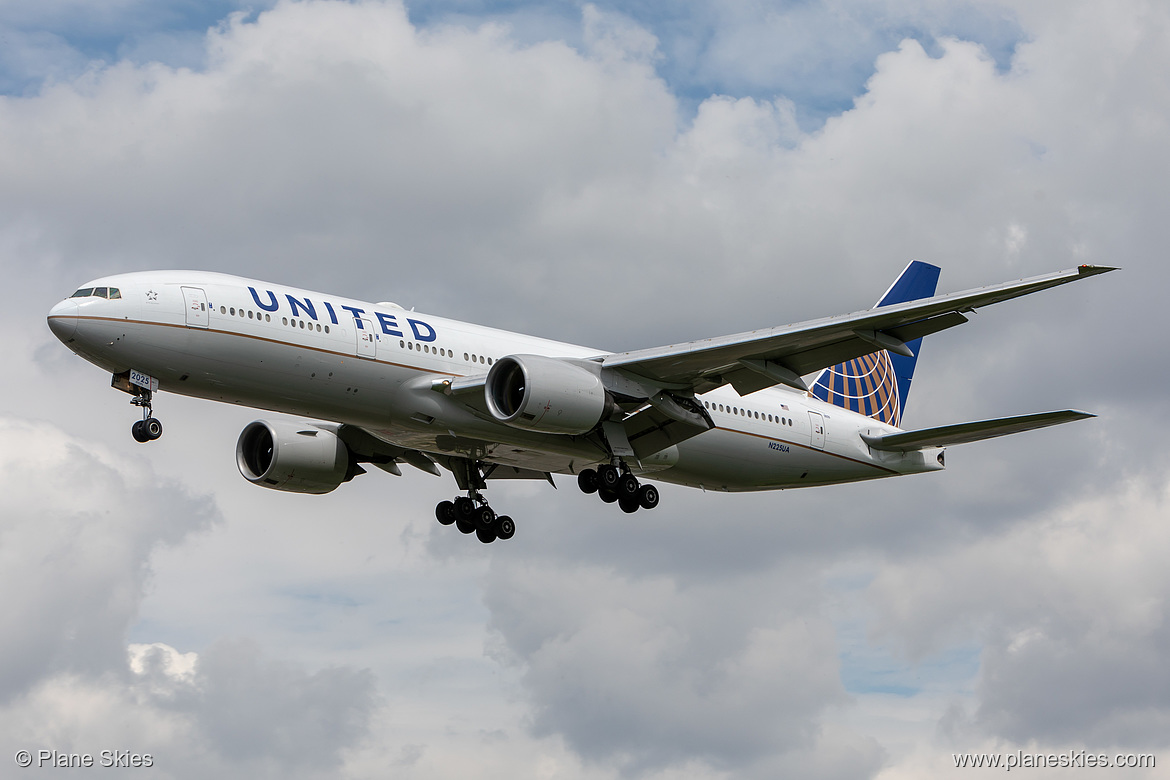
left=47, top=271, right=943, bottom=492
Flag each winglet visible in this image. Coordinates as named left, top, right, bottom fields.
left=1077, top=264, right=1119, bottom=277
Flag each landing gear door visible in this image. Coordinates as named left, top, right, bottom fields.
left=181, top=286, right=209, bottom=328
left=357, top=319, right=377, bottom=359
left=808, top=411, right=826, bottom=450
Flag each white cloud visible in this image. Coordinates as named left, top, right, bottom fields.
left=0, top=417, right=215, bottom=698
left=869, top=472, right=1170, bottom=746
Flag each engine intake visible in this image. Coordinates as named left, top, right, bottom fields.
left=236, top=420, right=353, bottom=494
left=486, top=355, right=607, bottom=435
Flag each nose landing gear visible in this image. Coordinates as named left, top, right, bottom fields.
left=129, top=388, right=163, bottom=443
left=112, top=371, right=163, bottom=444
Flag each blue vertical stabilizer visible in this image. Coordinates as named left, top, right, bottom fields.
left=810, top=261, right=940, bottom=426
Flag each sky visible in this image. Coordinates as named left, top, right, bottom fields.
left=0, top=0, right=1167, bottom=778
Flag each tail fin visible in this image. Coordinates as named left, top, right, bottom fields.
left=810, top=261, right=941, bottom=427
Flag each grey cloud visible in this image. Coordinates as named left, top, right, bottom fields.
left=160, top=638, right=378, bottom=771
left=0, top=639, right=378, bottom=780
left=484, top=561, right=849, bottom=775
left=867, top=474, right=1170, bottom=747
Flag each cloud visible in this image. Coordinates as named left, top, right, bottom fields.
left=869, top=472, right=1170, bottom=747
left=0, top=418, right=378, bottom=778
left=484, top=560, right=855, bottom=775
left=1, top=1, right=1168, bottom=778
left=0, top=417, right=216, bottom=699
left=2, top=640, right=377, bottom=780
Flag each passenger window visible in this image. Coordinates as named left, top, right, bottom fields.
left=229, top=307, right=236, bottom=316
left=248, top=311, right=254, bottom=319
left=282, top=317, right=288, bottom=325
left=299, top=320, right=305, bottom=329
left=487, top=357, right=492, bottom=365
left=221, top=306, right=227, bottom=314
left=464, top=353, right=469, bottom=361
left=480, top=356, right=485, bottom=364
left=323, top=324, right=328, bottom=332
left=267, top=314, right=272, bottom=322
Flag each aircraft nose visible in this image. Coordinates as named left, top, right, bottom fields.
left=47, top=299, right=79, bottom=342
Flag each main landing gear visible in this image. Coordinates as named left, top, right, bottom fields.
left=433, top=459, right=516, bottom=544
left=576, top=464, right=660, bottom=514
left=130, top=388, right=163, bottom=443
left=434, top=494, right=516, bottom=544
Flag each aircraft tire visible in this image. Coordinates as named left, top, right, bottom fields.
left=454, top=496, right=476, bottom=521
left=597, top=465, right=620, bottom=491
left=618, top=495, right=640, bottom=514
left=131, top=421, right=149, bottom=443
left=577, top=469, right=599, bottom=494
left=455, top=515, right=475, bottom=534
left=497, top=516, right=515, bottom=540
left=145, top=417, right=163, bottom=440
left=475, top=506, right=496, bottom=533
left=598, top=488, right=618, bottom=503
left=618, top=474, right=639, bottom=499
left=637, top=484, right=660, bottom=510
left=435, top=500, right=456, bottom=525
left=476, top=526, right=497, bottom=544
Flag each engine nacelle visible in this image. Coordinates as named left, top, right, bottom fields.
left=485, top=354, right=607, bottom=435
left=236, top=420, right=352, bottom=494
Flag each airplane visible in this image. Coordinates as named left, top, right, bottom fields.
left=47, top=261, right=1113, bottom=543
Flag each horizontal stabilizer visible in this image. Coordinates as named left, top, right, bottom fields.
left=861, top=410, right=1096, bottom=451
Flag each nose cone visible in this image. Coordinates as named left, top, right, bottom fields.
left=47, top=299, right=79, bottom=342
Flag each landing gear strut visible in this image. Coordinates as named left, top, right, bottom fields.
left=434, top=459, right=516, bottom=544
left=577, top=464, right=659, bottom=513
left=129, top=388, right=163, bottom=443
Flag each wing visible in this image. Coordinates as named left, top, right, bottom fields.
left=601, top=265, right=1115, bottom=396
left=861, top=410, right=1095, bottom=451
left=332, top=423, right=559, bottom=484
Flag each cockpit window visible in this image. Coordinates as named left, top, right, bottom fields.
left=69, top=286, right=121, bottom=299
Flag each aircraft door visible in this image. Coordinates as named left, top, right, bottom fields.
left=808, top=411, right=826, bottom=450
left=356, top=319, right=377, bottom=358
left=181, top=286, right=209, bottom=328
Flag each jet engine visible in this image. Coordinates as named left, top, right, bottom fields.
left=236, top=420, right=356, bottom=494
left=485, top=355, right=608, bottom=435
